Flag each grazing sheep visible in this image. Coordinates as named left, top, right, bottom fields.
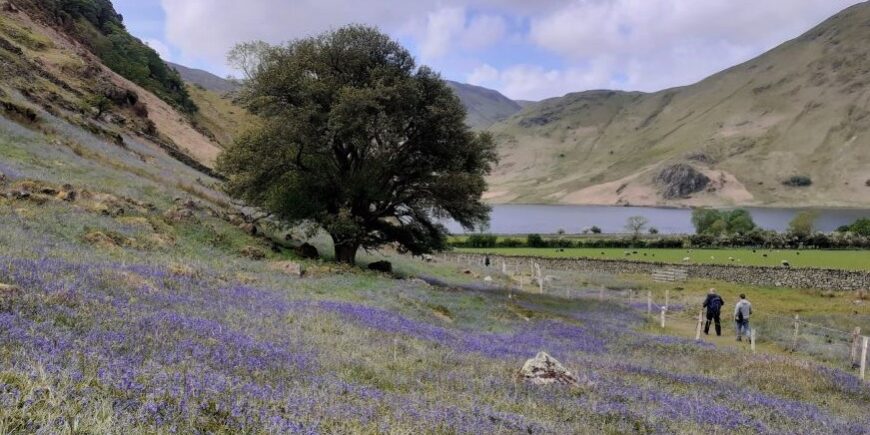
left=763, top=254, right=768, bottom=258
left=710, top=256, right=716, bottom=260
left=781, top=260, right=791, bottom=268
left=683, top=257, right=691, bottom=262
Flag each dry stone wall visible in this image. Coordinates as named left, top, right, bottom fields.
left=449, top=253, right=869, bottom=291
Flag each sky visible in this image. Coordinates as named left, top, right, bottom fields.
left=113, top=0, right=862, bottom=101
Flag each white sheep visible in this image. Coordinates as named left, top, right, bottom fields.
left=683, top=257, right=691, bottom=262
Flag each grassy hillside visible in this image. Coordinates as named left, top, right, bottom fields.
left=18, top=0, right=197, bottom=113
left=186, top=84, right=256, bottom=148
left=488, top=2, right=870, bottom=208
left=0, top=5, right=221, bottom=168
left=446, top=80, right=522, bottom=130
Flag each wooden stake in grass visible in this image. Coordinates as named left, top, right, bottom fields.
left=861, top=336, right=868, bottom=381
left=660, top=306, right=666, bottom=328
left=647, top=291, right=652, bottom=315
left=792, top=315, right=800, bottom=352
left=851, top=327, right=862, bottom=369
left=695, top=309, right=704, bottom=341
left=751, top=328, right=757, bottom=353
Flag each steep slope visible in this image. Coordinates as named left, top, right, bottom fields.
left=168, top=61, right=240, bottom=94
left=0, top=2, right=222, bottom=168
left=488, top=2, right=870, bottom=208
left=445, top=80, right=522, bottom=130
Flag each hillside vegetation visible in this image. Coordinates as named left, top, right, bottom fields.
left=17, top=0, right=196, bottom=113
left=487, top=2, right=870, bottom=207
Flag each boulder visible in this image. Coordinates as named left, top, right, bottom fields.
left=239, top=223, right=258, bottom=236
left=654, top=163, right=711, bottom=199
left=368, top=261, right=393, bottom=273
left=295, top=243, right=320, bottom=260
left=271, top=261, right=304, bottom=277
left=518, top=352, right=587, bottom=387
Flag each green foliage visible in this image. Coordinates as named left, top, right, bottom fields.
left=218, top=26, right=496, bottom=263
left=590, top=226, right=602, bottom=234
left=840, top=217, right=870, bottom=236
left=21, top=0, right=196, bottom=113
left=526, top=234, right=546, bottom=248
left=466, top=234, right=497, bottom=248
left=788, top=211, right=818, bottom=237
left=691, top=208, right=757, bottom=235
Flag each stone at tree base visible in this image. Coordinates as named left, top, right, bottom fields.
left=518, top=352, right=589, bottom=387
left=295, top=243, right=320, bottom=260
left=368, top=261, right=393, bottom=273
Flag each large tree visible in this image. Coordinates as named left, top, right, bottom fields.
left=217, top=26, right=497, bottom=263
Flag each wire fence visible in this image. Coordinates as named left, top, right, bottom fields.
left=438, top=253, right=869, bottom=381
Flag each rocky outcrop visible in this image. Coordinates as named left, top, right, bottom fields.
left=654, top=164, right=711, bottom=199
left=518, top=352, right=588, bottom=387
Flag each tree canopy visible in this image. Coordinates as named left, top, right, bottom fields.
left=691, top=208, right=757, bottom=235
left=218, top=26, right=497, bottom=263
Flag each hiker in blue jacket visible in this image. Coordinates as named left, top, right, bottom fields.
left=734, top=294, right=753, bottom=342
left=702, top=288, right=724, bottom=336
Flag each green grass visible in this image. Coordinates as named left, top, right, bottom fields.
left=455, top=247, right=870, bottom=271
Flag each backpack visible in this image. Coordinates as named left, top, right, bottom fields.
left=736, top=305, right=744, bottom=321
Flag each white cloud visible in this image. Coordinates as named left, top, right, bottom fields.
left=157, top=0, right=864, bottom=98
left=144, top=38, right=172, bottom=61
left=526, top=0, right=860, bottom=92
left=467, top=63, right=617, bottom=101
left=419, top=8, right=466, bottom=60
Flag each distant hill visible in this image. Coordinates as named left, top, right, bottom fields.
left=445, top=81, right=522, bottom=130
left=168, top=62, right=240, bottom=94
left=486, top=2, right=870, bottom=208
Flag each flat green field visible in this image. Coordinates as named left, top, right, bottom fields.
left=455, top=247, right=870, bottom=271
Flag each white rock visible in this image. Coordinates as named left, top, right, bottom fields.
left=518, top=352, right=589, bottom=387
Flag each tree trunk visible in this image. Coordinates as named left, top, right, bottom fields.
left=333, top=241, right=359, bottom=264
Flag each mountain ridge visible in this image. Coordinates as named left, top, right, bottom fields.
left=485, top=1, right=870, bottom=208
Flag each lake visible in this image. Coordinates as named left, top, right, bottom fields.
left=445, top=204, right=870, bottom=235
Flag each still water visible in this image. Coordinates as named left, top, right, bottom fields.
left=445, top=204, right=870, bottom=235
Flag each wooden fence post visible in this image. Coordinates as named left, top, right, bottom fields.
left=660, top=306, right=666, bottom=328
left=538, top=277, right=544, bottom=294
left=695, top=309, right=704, bottom=341
left=751, top=329, right=757, bottom=353
left=851, top=327, right=862, bottom=368
left=861, top=336, right=868, bottom=381
left=792, top=315, right=800, bottom=351
left=647, top=291, right=652, bottom=315
left=860, top=336, right=868, bottom=381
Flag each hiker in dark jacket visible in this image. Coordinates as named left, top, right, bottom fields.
left=702, top=288, right=724, bottom=336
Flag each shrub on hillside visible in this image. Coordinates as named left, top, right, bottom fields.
left=782, top=175, right=813, bottom=187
